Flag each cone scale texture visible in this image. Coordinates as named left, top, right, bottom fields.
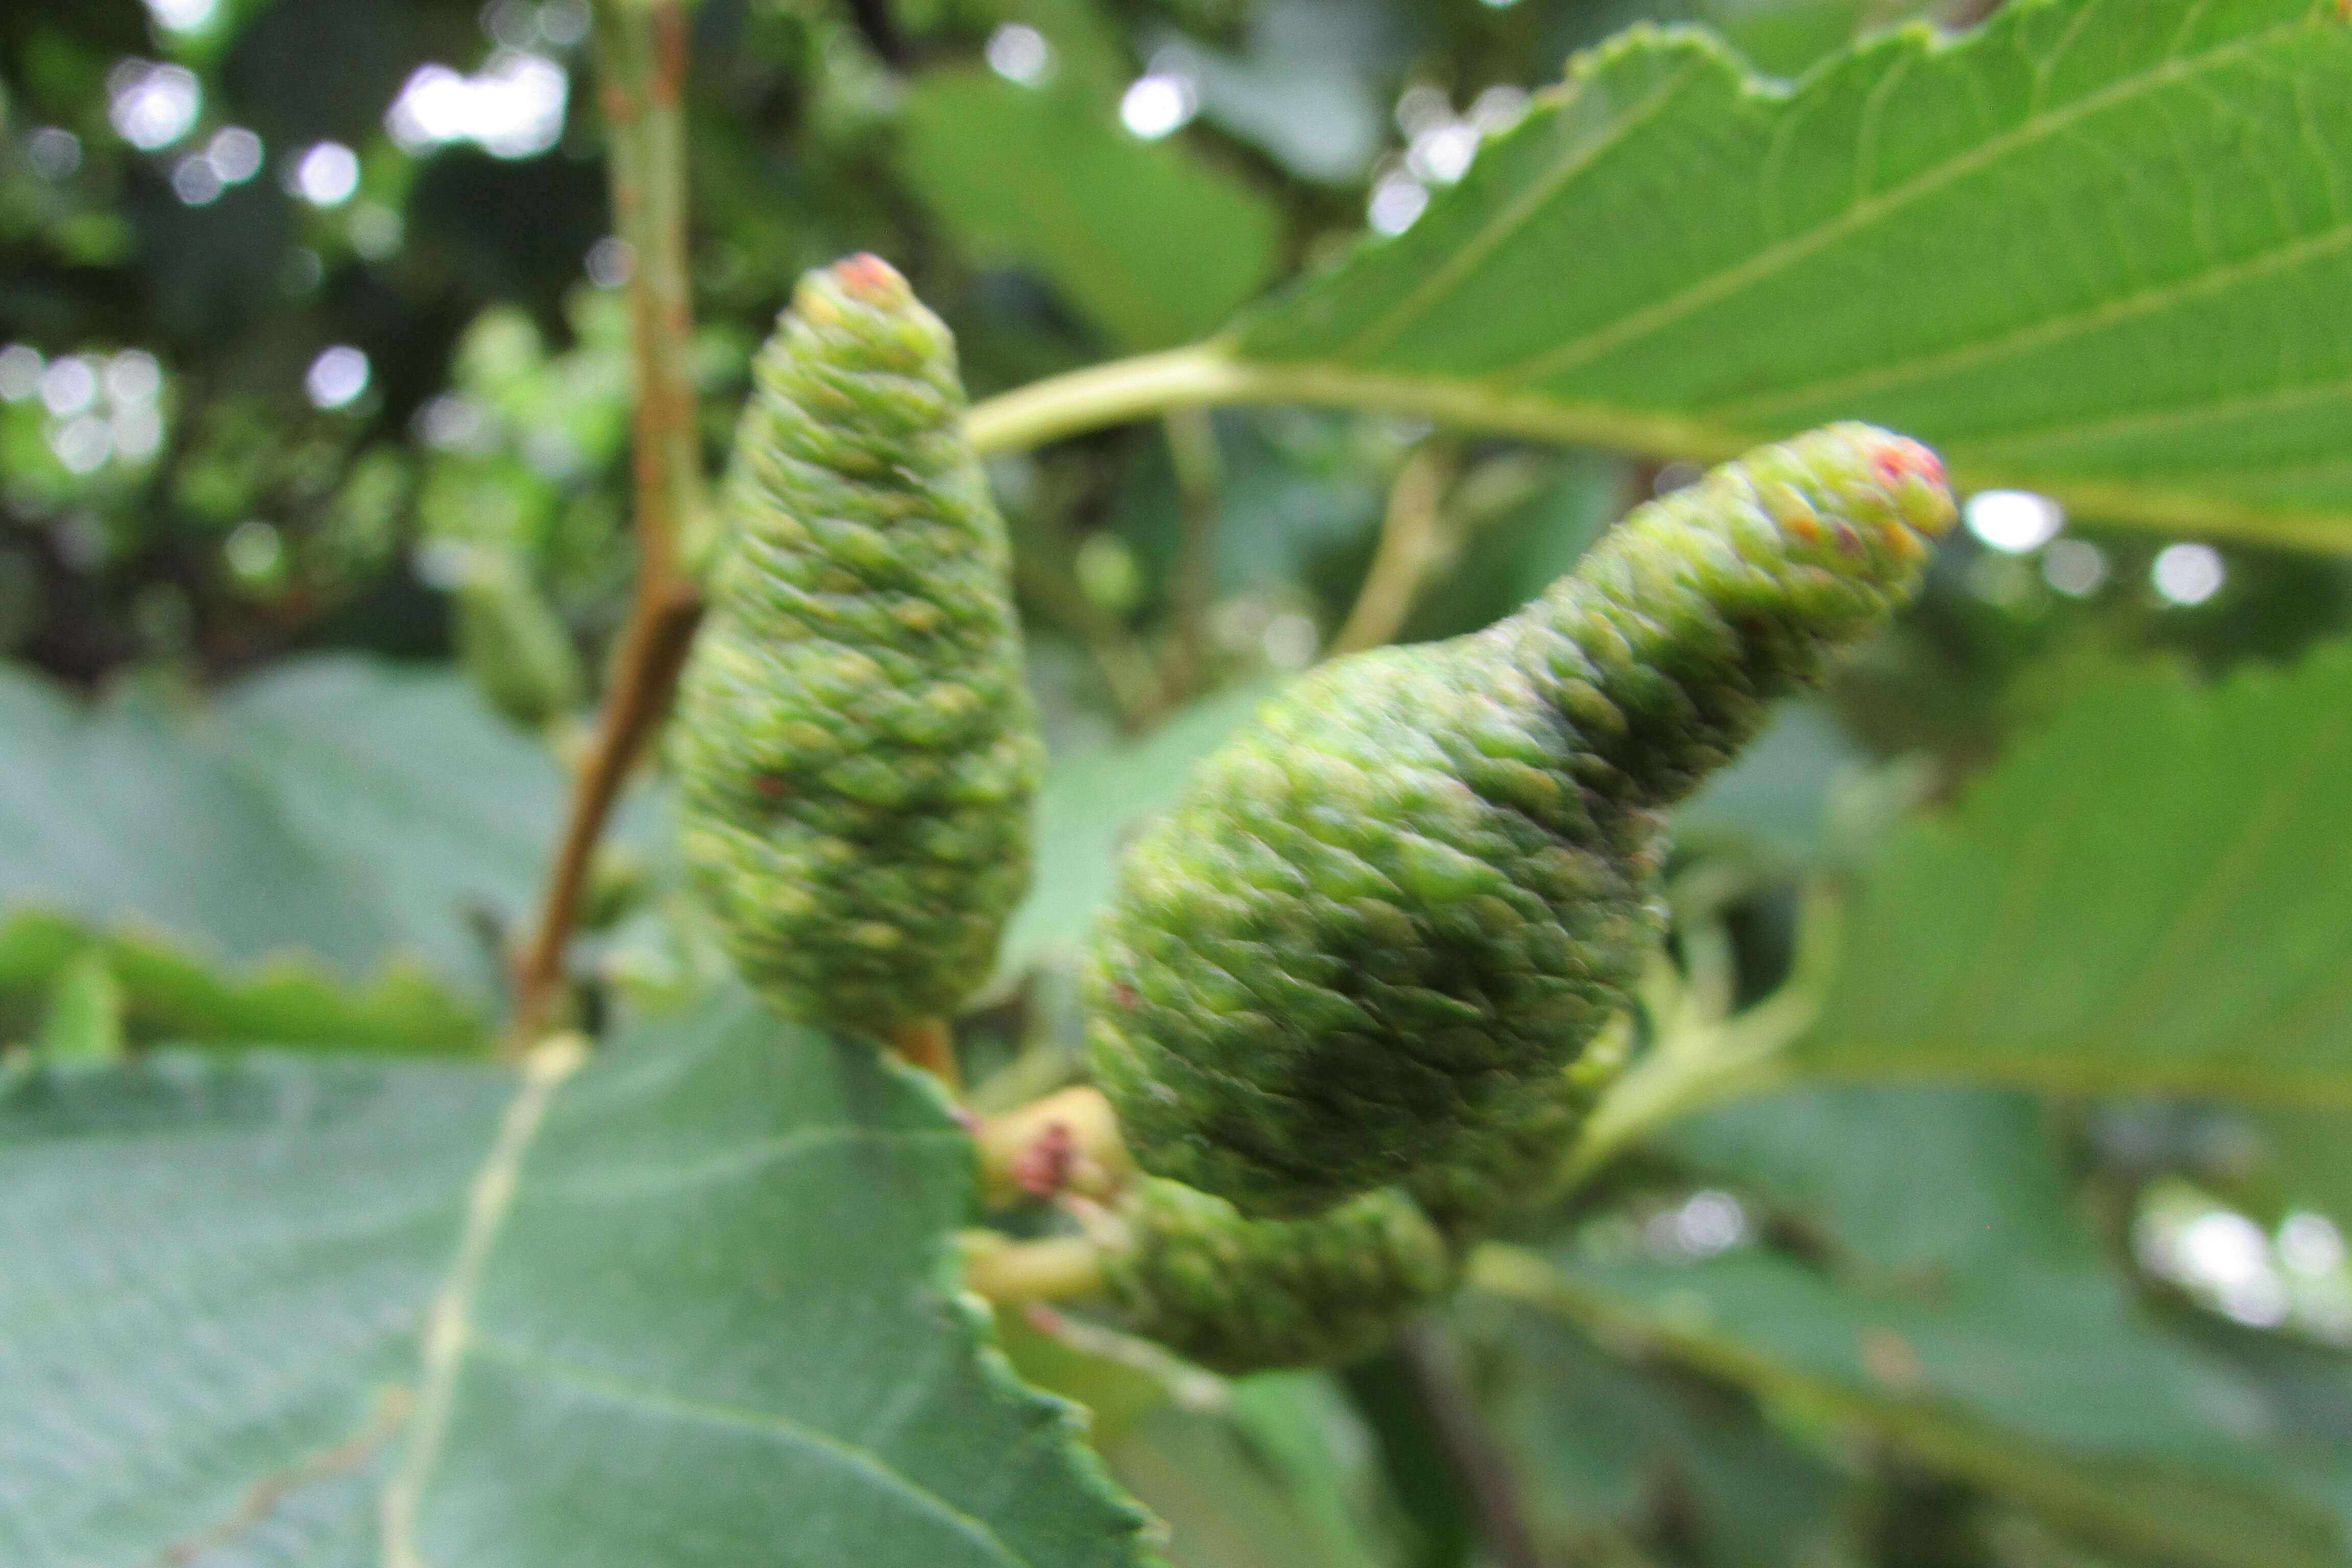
left=1085, top=425, right=1955, bottom=1217
left=673, top=256, right=1042, bottom=1032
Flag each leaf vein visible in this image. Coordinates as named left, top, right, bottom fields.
left=1698, top=212, right=2352, bottom=428
left=1332, top=56, right=1703, bottom=362
left=463, top=1332, right=1033, bottom=1568
left=378, top=1036, right=585, bottom=1568
left=1487, top=14, right=2316, bottom=388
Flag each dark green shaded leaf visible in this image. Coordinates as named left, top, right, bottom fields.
left=1473, top=1247, right=2346, bottom=1568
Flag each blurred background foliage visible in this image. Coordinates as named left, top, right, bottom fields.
left=8, top=1, right=2352, bottom=1565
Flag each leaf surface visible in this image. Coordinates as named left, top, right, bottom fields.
left=1799, top=642, right=2352, bottom=1102
left=0, top=655, right=583, bottom=999
left=0, top=988, right=1152, bottom=1567
left=1219, top=0, right=2352, bottom=544
left=900, top=70, right=1279, bottom=352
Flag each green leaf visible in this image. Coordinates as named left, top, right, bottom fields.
left=2255, top=1110, right=2352, bottom=1231
left=0, top=909, right=489, bottom=1056
left=0, top=655, right=584, bottom=998
left=1526, top=1081, right=2352, bottom=1562
left=899, top=70, right=1281, bottom=352
left=0, top=987, right=1152, bottom=1566
left=1697, top=0, right=1942, bottom=81
left=1473, top=1246, right=2347, bottom=1568
left=976, top=1, right=2352, bottom=547
left=30, top=948, right=124, bottom=1062
left=1106, top=1379, right=1397, bottom=1568
left=1799, top=641, right=2352, bottom=1103
left=1237, top=0, right=2352, bottom=543
left=1673, top=702, right=1863, bottom=869
left=1663, top=1085, right=2088, bottom=1277
left=1472, top=1304, right=1854, bottom=1568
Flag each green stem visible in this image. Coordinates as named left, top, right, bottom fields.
left=961, top=1234, right=1107, bottom=1305
left=966, top=347, right=1250, bottom=456
left=1554, top=883, right=1846, bottom=1194
left=964, top=345, right=1735, bottom=464
left=1329, top=441, right=1455, bottom=656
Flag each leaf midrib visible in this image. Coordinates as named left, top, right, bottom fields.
left=462, top=1332, right=1036, bottom=1568
left=379, top=1036, right=583, bottom=1568
left=371, top=1038, right=1027, bottom=1568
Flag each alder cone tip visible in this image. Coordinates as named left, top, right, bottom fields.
left=830, top=251, right=912, bottom=304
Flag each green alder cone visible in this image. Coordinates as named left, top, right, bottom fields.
left=1093, top=1030, right=1623, bottom=1373
left=1086, top=424, right=1955, bottom=1216
left=1099, top=1177, right=1460, bottom=1375
left=672, top=255, right=1043, bottom=1032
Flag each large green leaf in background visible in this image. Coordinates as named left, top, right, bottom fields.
left=0, top=656, right=581, bottom=1022
left=1475, top=1083, right=2351, bottom=1564
left=1800, top=641, right=2352, bottom=1102
left=1002, top=682, right=1272, bottom=978
left=0, top=987, right=1151, bottom=1567
left=900, top=70, right=1279, bottom=352
left=1477, top=1248, right=2345, bottom=1568
left=982, top=0, right=2352, bottom=545
left=1474, top=1305, right=1855, bottom=1568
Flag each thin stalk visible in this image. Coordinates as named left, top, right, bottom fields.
left=1330, top=442, right=1455, bottom=656
left=966, top=346, right=1251, bottom=456
left=1395, top=1326, right=1548, bottom=1568
left=1160, top=406, right=1222, bottom=698
left=1555, top=883, right=1846, bottom=1194
left=962, top=1234, right=1107, bottom=1305
left=510, top=0, right=707, bottom=1051
left=966, top=351, right=2352, bottom=552
left=886, top=1017, right=963, bottom=1096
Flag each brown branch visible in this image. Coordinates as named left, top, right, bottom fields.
left=1159, top=405, right=1222, bottom=700
left=509, top=0, right=706, bottom=1051
left=1398, top=1324, right=1550, bottom=1568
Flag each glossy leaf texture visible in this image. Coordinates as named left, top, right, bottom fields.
left=1229, top=0, right=2352, bottom=546
left=0, top=987, right=1153, bottom=1568
left=1799, top=640, right=2352, bottom=1103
